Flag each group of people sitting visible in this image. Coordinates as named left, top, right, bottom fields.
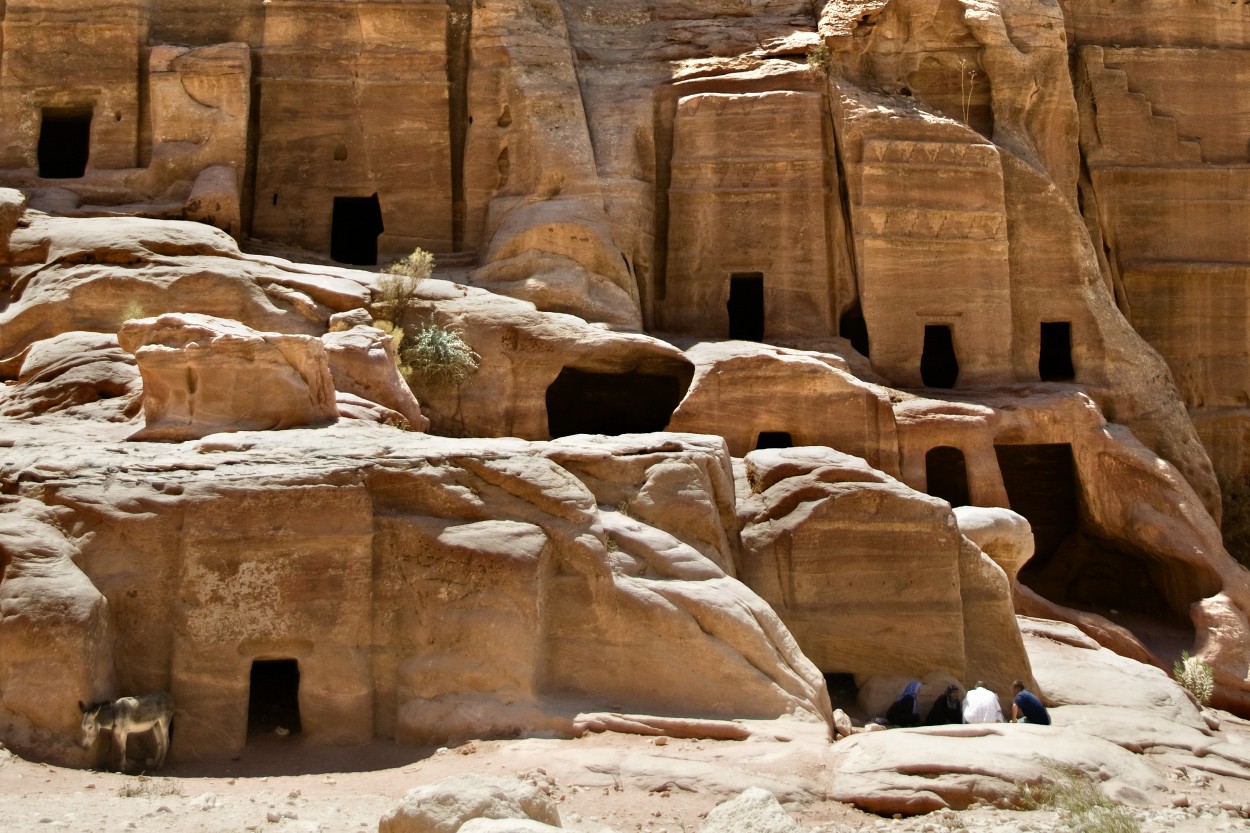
left=882, top=679, right=1050, bottom=727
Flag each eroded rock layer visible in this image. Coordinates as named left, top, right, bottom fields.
left=1, top=0, right=1249, bottom=771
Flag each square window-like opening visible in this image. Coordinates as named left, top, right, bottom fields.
left=38, top=107, right=93, bottom=179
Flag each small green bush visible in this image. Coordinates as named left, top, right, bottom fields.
left=1016, top=761, right=1140, bottom=833
left=806, top=42, right=831, bottom=72
left=1173, top=651, right=1214, bottom=706
left=401, top=323, right=479, bottom=387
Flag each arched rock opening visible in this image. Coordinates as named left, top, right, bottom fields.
left=998, top=443, right=1215, bottom=657
left=546, top=368, right=686, bottom=438
left=247, top=659, right=302, bottom=737
left=756, top=431, right=793, bottom=450
left=839, top=304, right=870, bottom=358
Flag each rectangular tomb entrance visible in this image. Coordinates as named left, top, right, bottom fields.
left=38, top=107, right=93, bottom=178
left=330, top=195, right=384, bottom=265
left=727, top=273, right=765, bottom=341
left=247, top=659, right=302, bottom=737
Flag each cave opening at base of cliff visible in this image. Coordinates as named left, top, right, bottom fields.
left=839, top=305, right=870, bottom=358
left=38, top=107, right=92, bottom=179
left=1039, top=321, right=1075, bottom=381
left=920, top=324, right=958, bottom=388
left=727, top=273, right=764, bottom=341
left=546, top=368, right=684, bottom=438
left=823, top=672, right=863, bottom=719
left=926, top=445, right=970, bottom=507
left=999, top=443, right=1212, bottom=660
left=756, top=431, right=793, bottom=450
left=330, top=194, right=384, bottom=266
left=247, top=659, right=302, bottom=737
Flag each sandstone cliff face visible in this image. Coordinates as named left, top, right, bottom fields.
left=1, top=0, right=1250, bottom=765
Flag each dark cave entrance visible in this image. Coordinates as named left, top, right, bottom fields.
left=995, top=443, right=1080, bottom=572
left=546, top=368, right=684, bottom=438
left=38, top=107, right=92, bottom=179
left=1039, top=321, right=1075, bottom=381
left=727, top=272, right=765, bottom=341
left=920, top=325, right=959, bottom=388
left=247, top=659, right=302, bottom=736
left=839, top=305, right=870, bottom=358
left=998, top=442, right=1213, bottom=659
left=926, top=446, right=970, bottom=507
left=823, top=672, right=866, bottom=722
left=755, top=431, right=793, bottom=450
left=330, top=194, right=384, bottom=265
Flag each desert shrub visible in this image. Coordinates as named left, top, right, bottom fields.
left=372, top=319, right=412, bottom=376
left=806, top=42, right=830, bottom=71
left=118, top=299, right=146, bottom=325
left=1016, top=761, right=1140, bottom=833
left=375, top=247, right=434, bottom=327
left=401, top=322, right=479, bottom=387
left=1173, top=651, right=1214, bottom=706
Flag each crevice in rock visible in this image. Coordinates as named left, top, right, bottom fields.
left=446, top=0, right=472, bottom=251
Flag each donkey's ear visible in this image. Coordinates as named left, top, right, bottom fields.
left=78, top=701, right=87, bottom=712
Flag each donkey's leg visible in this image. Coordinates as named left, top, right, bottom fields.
left=154, top=718, right=170, bottom=768
left=114, top=728, right=129, bottom=772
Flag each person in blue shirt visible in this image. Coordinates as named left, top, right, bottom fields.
left=1011, top=680, right=1051, bottom=725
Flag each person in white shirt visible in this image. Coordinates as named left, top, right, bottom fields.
left=962, top=681, right=1004, bottom=723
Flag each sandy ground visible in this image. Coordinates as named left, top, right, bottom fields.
left=6, top=717, right=1250, bottom=833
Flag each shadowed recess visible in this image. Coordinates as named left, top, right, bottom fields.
left=926, top=445, right=970, bottom=507
left=839, top=304, right=870, bottom=358
left=756, top=431, right=793, bottom=450
left=331, top=194, right=384, bottom=265
left=248, top=659, right=302, bottom=737
left=727, top=272, right=764, bottom=341
left=921, top=325, right=959, bottom=388
left=1039, top=321, right=1075, bottom=381
left=38, top=107, right=92, bottom=179
left=546, top=368, right=684, bottom=438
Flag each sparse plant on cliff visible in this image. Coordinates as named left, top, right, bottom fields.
left=1016, top=760, right=1140, bottom=833
left=806, top=41, right=831, bottom=72
left=958, top=57, right=979, bottom=125
left=372, top=319, right=413, bottom=377
left=385, top=247, right=435, bottom=282
left=375, top=247, right=434, bottom=327
left=401, top=322, right=479, bottom=387
left=119, top=299, right=146, bottom=326
left=1173, top=651, right=1214, bottom=706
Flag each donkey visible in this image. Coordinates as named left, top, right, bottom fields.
left=79, top=692, right=174, bottom=772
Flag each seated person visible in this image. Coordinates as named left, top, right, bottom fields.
left=884, top=680, right=922, bottom=727
left=925, top=683, right=963, bottom=725
left=962, top=681, right=1004, bottom=723
left=1011, top=680, right=1051, bottom=725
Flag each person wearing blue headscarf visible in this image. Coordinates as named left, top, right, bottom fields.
left=884, top=680, right=922, bottom=727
